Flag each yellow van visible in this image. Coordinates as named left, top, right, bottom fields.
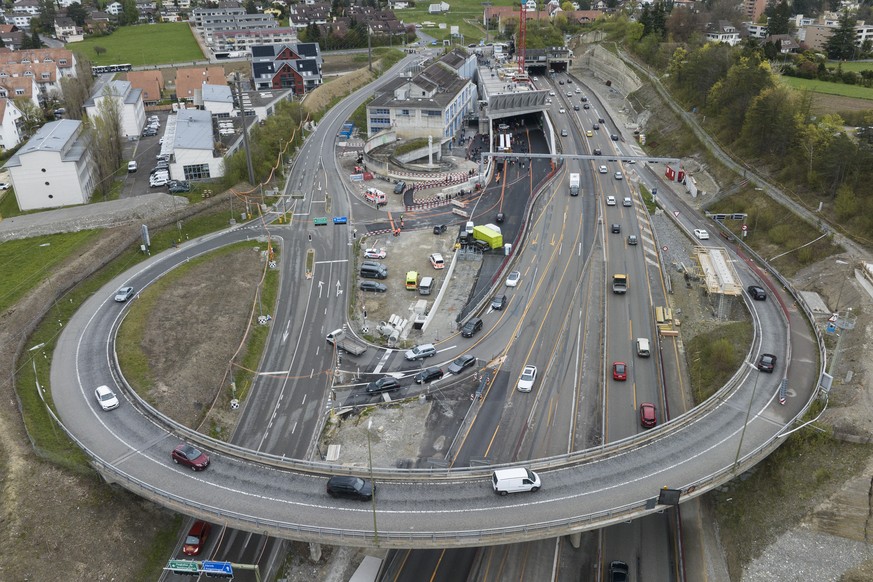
left=405, top=271, right=419, bottom=290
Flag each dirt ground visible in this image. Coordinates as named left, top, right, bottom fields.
left=136, top=245, right=267, bottom=432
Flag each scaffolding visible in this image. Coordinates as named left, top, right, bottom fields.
left=693, top=246, right=743, bottom=320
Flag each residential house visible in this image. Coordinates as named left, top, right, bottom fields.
left=765, top=34, right=801, bottom=53
left=0, top=76, right=41, bottom=110
left=428, top=2, right=449, bottom=14
left=4, top=120, right=97, bottom=211
left=175, top=66, right=227, bottom=101
left=0, top=24, right=26, bottom=50
left=0, top=98, right=26, bottom=151
left=58, top=0, right=83, bottom=6
left=54, top=17, right=85, bottom=42
left=366, top=50, right=477, bottom=141
left=86, top=11, right=112, bottom=34
left=705, top=21, right=741, bottom=46
left=9, top=14, right=36, bottom=28
left=126, top=70, right=164, bottom=105
left=0, top=48, right=78, bottom=79
left=12, top=0, right=41, bottom=17
left=250, top=42, right=322, bottom=94
left=744, top=22, right=768, bottom=39
left=0, top=63, right=62, bottom=105
left=105, top=2, right=123, bottom=16
left=84, top=80, right=146, bottom=138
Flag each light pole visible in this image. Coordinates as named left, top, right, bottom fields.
left=367, top=419, right=379, bottom=546
left=733, top=361, right=761, bottom=473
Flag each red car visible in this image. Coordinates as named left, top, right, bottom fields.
left=172, top=443, right=210, bottom=471
left=639, top=403, right=657, bottom=428
left=182, top=520, right=211, bottom=556
left=612, top=362, right=627, bottom=381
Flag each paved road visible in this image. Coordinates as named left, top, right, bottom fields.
left=49, top=58, right=820, bottom=552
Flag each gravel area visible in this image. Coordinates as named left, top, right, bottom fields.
left=740, top=527, right=871, bottom=581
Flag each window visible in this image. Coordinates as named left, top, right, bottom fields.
left=401, top=109, right=410, bottom=116
left=183, top=164, right=211, bottom=180
left=426, top=110, right=440, bottom=117
left=15, top=89, right=24, bottom=95
left=374, top=108, right=389, bottom=115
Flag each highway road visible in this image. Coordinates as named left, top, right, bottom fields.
left=51, top=58, right=820, bottom=558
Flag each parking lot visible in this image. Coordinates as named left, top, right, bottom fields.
left=353, top=228, right=485, bottom=347
left=120, top=110, right=170, bottom=199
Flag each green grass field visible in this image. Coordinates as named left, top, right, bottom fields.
left=0, top=231, right=101, bottom=313
left=400, top=0, right=515, bottom=43
left=825, top=60, right=873, bottom=73
left=779, top=75, right=873, bottom=100
left=70, top=23, right=204, bottom=66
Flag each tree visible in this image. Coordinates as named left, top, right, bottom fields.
left=67, top=2, right=89, bottom=27
left=764, top=1, right=791, bottom=36
left=245, top=0, right=258, bottom=14
left=797, top=114, right=844, bottom=184
left=738, top=86, right=799, bottom=158
left=707, top=53, right=775, bottom=139
left=121, top=0, right=140, bottom=25
left=60, top=58, right=96, bottom=121
left=14, top=98, right=45, bottom=136
left=825, top=10, right=857, bottom=60
left=38, top=0, right=57, bottom=33
left=94, top=46, right=107, bottom=56
left=30, top=28, right=42, bottom=49
left=87, top=85, right=125, bottom=198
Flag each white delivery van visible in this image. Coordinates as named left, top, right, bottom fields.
left=636, top=338, right=651, bottom=357
left=492, top=467, right=541, bottom=496
left=419, top=276, right=434, bottom=295
left=465, top=221, right=475, bottom=235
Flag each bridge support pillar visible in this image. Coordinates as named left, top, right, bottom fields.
left=309, top=542, right=322, bottom=562
left=568, top=532, right=582, bottom=549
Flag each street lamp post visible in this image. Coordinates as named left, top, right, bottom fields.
left=733, top=362, right=761, bottom=473
left=367, top=419, right=379, bottom=546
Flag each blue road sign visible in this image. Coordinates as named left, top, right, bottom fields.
left=202, top=560, right=233, bottom=576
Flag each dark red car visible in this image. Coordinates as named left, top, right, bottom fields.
left=639, top=403, right=657, bottom=428
left=172, top=443, right=210, bottom=471
left=182, top=520, right=211, bottom=556
left=612, top=362, right=627, bottom=381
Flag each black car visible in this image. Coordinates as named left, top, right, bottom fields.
left=326, top=476, right=374, bottom=501
left=757, top=353, right=777, bottom=373
left=414, top=367, right=444, bottom=384
left=366, top=376, right=400, bottom=393
left=611, top=223, right=621, bottom=234
left=433, top=224, right=447, bottom=235
left=598, top=117, right=605, bottom=123
left=496, top=212, right=505, bottom=223
left=461, top=317, right=483, bottom=338
left=627, top=235, right=638, bottom=245
left=573, top=105, right=580, bottom=111
left=593, top=148, right=602, bottom=155
left=611, top=134, right=619, bottom=141
left=360, top=281, right=387, bottom=293
left=583, top=104, right=590, bottom=109
left=491, top=295, right=507, bottom=310
left=447, top=354, right=476, bottom=374
left=168, top=181, right=191, bottom=193
left=608, top=561, right=629, bottom=582
left=748, top=285, right=767, bottom=300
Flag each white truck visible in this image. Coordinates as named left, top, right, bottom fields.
left=569, top=173, right=580, bottom=196
left=326, top=329, right=368, bottom=356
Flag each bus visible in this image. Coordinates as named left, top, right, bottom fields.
left=91, top=63, right=133, bottom=75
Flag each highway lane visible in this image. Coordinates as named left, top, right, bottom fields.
left=52, top=74, right=815, bottom=554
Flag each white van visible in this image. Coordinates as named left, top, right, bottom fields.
left=491, top=467, right=541, bottom=495
left=636, top=337, right=651, bottom=357
left=419, top=276, right=434, bottom=295
left=465, top=221, right=475, bottom=235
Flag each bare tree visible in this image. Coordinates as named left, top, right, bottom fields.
left=86, top=85, right=124, bottom=198
left=60, top=56, right=95, bottom=121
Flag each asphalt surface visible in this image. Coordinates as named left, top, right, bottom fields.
left=49, top=47, right=821, bottom=565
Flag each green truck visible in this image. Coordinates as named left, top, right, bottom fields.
left=472, top=225, right=504, bottom=250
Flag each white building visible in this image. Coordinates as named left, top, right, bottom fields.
left=106, top=2, right=123, bottom=15
left=0, top=98, right=25, bottom=151
left=198, top=84, right=234, bottom=116
left=367, top=50, right=476, bottom=141
left=84, top=80, right=146, bottom=139
left=169, top=109, right=225, bottom=181
left=4, top=120, right=97, bottom=211
left=57, top=0, right=83, bottom=7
